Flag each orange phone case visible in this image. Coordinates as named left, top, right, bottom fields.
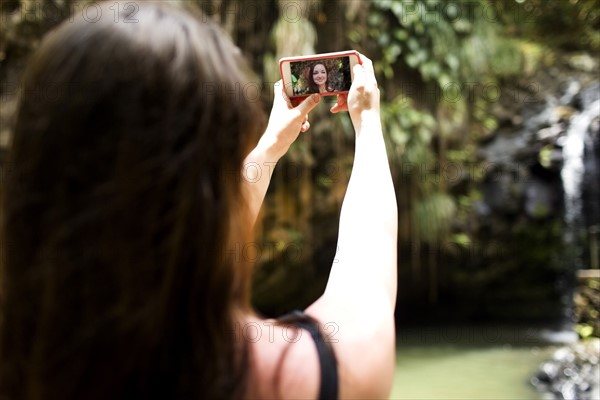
left=279, top=51, right=361, bottom=107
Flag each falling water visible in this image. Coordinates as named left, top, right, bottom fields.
left=559, top=90, right=600, bottom=334
left=561, top=99, right=600, bottom=270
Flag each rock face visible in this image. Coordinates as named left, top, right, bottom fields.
left=394, top=55, right=600, bottom=324
left=466, top=50, right=600, bottom=321
left=478, top=77, right=599, bottom=225
left=531, top=339, right=600, bottom=400
left=581, top=82, right=600, bottom=242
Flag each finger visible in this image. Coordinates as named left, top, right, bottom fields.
left=352, top=63, right=366, bottom=88
left=273, top=80, right=284, bottom=99
left=273, top=80, right=293, bottom=109
left=295, top=93, right=320, bottom=116
left=272, top=80, right=284, bottom=102
left=300, top=120, right=311, bottom=132
left=358, top=53, right=374, bottom=75
left=330, top=94, right=348, bottom=113
left=280, top=84, right=294, bottom=108
left=357, top=53, right=378, bottom=87
left=330, top=103, right=346, bottom=113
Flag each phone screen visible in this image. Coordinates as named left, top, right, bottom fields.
left=289, top=56, right=352, bottom=96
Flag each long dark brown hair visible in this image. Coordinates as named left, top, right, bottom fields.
left=307, top=62, right=332, bottom=94
left=0, top=2, right=265, bottom=399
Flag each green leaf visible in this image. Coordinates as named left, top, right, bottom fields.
left=453, top=19, right=472, bottom=34
left=406, top=53, right=420, bottom=68
left=445, top=54, right=459, bottom=71
left=394, top=29, right=408, bottom=41
left=407, top=37, right=419, bottom=52
left=576, top=324, right=594, bottom=339
left=378, top=32, right=390, bottom=46
left=452, top=233, right=471, bottom=247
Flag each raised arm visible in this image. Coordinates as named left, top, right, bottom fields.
left=242, top=82, right=320, bottom=225
left=306, top=55, right=399, bottom=398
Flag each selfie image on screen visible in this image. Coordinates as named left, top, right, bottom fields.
left=290, top=57, right=352, bottom=96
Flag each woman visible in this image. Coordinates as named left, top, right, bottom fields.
left=0, top=2, right=397, bottom=399
left=308, top=62, right=334, bottom=94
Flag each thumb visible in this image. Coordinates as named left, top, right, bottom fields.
left=295, top=94, right=320, bottom=116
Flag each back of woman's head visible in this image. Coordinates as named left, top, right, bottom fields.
left=0, top=2, right=264, bottom=399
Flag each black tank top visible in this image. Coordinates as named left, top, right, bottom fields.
left=277, top=310, right=339, bottom=400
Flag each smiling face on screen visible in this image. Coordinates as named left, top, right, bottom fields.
left=312, top=63, right=327, bottom=87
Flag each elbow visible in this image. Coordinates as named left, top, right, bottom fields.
left=349, top=329, right=396, bottom=399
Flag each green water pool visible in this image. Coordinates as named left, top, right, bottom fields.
left=390, top=327, right=558, bottom=399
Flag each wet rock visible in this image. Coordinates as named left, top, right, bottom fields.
left=482, top=169, right=526, bottom=215
left=525, top=179, right=557, bottom=219
left=559, top=81, right=582, bottom=107
left=479, top=79, right=599, bottom=226
left=537, top=125, right=564, bottom=144
left=531, top=338, right=600, bottom=400
left=567, top=54, right=598, bottom=73
left=551, top=106, right=577, bottom=124
left=577, top=81, right=600, bottom=110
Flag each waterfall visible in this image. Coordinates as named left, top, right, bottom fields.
left=561, top=98, right=600, bottom=270
left=559, top=94, right=600, bottom=331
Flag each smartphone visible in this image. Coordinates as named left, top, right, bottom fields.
left=279, top=50, right=361, bottom=104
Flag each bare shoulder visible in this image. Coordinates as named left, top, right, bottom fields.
left=244, top=315, right=320, bottom=400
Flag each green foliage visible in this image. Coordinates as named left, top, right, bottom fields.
left=371, top=0, right=523, bottom=86
left=368, top=0, right=517, bottom=251
left=574, top=277, right=600, bottom=338
left=381, top=98, right=436, bottom=165
left=499, top=0, right=600, bottom=52
left=1, top=0, right=596, bottom=323
left=576, top=323, right=595, bottom=339
left=412, top=193, right=456, bottom=242
left=382, top=96, right=460, bottom=244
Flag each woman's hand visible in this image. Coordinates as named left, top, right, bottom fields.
left=242, top=81, right=320, bottom=226
left=329, top=54, right=380, bottom=128
left=259, top=81, right=321, bottom=160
